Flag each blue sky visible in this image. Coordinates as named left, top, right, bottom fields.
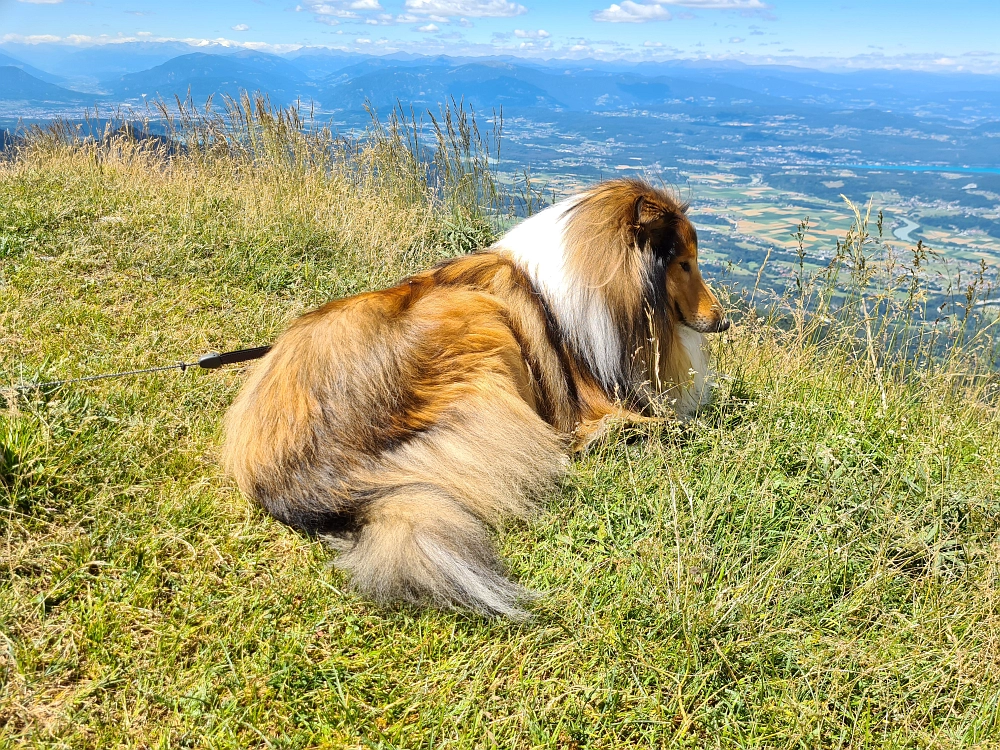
left=2, top=0, right=999, bottom=72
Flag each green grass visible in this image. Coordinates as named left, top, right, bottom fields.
left=2, top=104, right=1000, bottom=748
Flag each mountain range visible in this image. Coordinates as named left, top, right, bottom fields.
left=3, top=42, right=1000, bottom=180
left=113, top=51, right=318, bottom=104
left=0, top=50, right=63, bottom=84
left=2, top=42, right=1000, bottom=123
left=0, top=66, right=87, bottom=103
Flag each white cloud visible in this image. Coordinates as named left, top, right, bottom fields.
left=659, top=0, right=765, bottom=6
left=417, top=23, right=439, bottom=31
left=298, top=0, right=383, bottom=23
left=0, top=32, right=304, bottom=53
left=17, top=0, right=64, bottom=4
left=729, top=36, right=744, bottom=43
left=517, top=39, right=552, bottom=50
left=334, top=9, right=423, bottom=24
left=514, top=28, right=550, bottom=39
left=304, top=6, right=356, bottom=20
left=231, top=24, right=250, bottom=31
left=404, top=0, right=526, bottom=18
left=0, top=34, right=63, bottom=43
left=593, top=0, right=767, bottom=23
left=593, top=2, right=671, bottom=23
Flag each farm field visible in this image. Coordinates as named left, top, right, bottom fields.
left=652, top=170, right=1000, bottom=300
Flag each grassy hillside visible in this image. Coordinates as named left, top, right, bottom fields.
left=2, top=102, right=1000, bottom=748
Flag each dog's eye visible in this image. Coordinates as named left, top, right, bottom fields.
left=680, top=261, right=692, bottom=273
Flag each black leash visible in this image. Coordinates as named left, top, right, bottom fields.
left=7, top=345, right=272, bottom=393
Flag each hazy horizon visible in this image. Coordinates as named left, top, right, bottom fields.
left=2, top=0, right=1000, bottom=75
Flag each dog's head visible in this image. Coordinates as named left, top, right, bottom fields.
left=634, top=194, right=730, bottom=334
left=498, top=178, right=728, bottom=399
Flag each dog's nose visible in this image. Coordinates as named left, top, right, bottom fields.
left=715, top=318, right=731, bottom=333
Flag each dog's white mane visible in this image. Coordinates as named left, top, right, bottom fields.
left=493, top=196, right=625, bottom=389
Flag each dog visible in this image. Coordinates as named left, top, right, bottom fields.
left=222, top=178, right=729, bottom=618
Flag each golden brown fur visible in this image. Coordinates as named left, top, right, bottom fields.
left=222, top=178, right=728, bottom=617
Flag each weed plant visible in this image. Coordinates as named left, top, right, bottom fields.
left=1, top=99, right=999, bottom=748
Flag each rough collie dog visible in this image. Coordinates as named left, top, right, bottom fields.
left=222, top=178, right=729, bottom=618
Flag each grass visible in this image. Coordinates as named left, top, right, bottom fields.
left=2, top=99, right=1000, bottom=748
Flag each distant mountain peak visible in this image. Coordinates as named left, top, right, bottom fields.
left=0, top=66, right=87, bottom=103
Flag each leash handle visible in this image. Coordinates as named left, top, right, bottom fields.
left=198, top=345, right=272, bottom=370
left=7, top=344, right=274, bottom=392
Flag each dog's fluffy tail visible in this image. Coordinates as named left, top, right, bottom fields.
left=329, top=485, right=532, bottom=618
left=325, top=395, right=566, bottom=618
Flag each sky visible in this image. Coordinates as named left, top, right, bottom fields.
left=2, top=0, right=1000, bottom=73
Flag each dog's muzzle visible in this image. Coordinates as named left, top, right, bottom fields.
left=681, top=315, right=731, bottom=334
left=711, top=318, right=731, bottom=333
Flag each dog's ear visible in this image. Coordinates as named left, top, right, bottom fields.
left=634, top=195, right=675, bottom=232
left=634, top=196, right=658, bottom=228
left=634, top=195, right=684, bottom=261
